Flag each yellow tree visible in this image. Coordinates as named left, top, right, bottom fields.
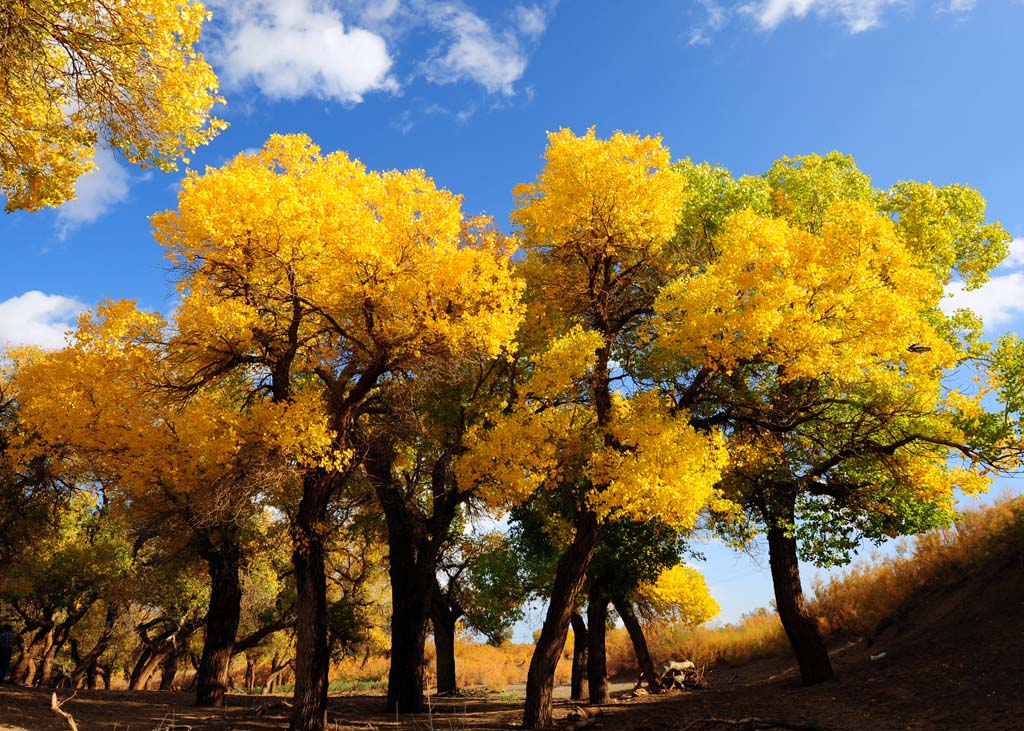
left=653, top=153, right=1013, bottom=684
left=458, top=129, right=726, bottom=728
left=0, top=0, right=224, bottom=211
left=11, top=301, right=283, bottom=706
left=152, top=134, right=522, bottom=731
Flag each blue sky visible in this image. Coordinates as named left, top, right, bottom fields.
left=3, top=0, right=1023, bottom=624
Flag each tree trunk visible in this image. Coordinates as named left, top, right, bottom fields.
left=383, top=544, right=434, bottom=712
left=370, top=446, right=459, bottom=715
left=35, top=640, right=58, bottom=687
left=289, top=470, right=332, bottom=731
left=586, top=580, right=609, bottom=706
left=14, top=621, right=52, bottom=685
left=160, top=649, right=180, bottom=690
left=569, top=611, right=587, bottom=701
left=131, top=646, right=171, bottom=690
left=263, top=654, right=293, bottom=695
left=523, top=511, right=601, bottom=729
left=431, top=588, right=460, bottom=695
left=766, top=501, right=835, bottom=686
left=70, top=603, right=119, bottom=689
left=613, top=593, right=661, bottom=692
left=195, top=539, right=244, bottom=707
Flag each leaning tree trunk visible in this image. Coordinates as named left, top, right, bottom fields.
left=131, top=647, right=170, bottom=690
left=431, top=585, right=461, bottom=695
left=569, top=611, right=587, bottom=701
left=612, top=593, right=661, bottom=693
left=289, top=470, right=333, bottom=731
left=195, top=538, right=244, bottom=707
left=586, top=580, right=609, bottom=706
left=70, top=603, right=119, bottom=689
left=766, top=495, right=836, bottom=686
left=523, top=511, right=601, bottom=729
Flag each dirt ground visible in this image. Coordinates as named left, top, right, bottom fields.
left=2, top=631, right=1022, bottom=731
left=3, top=558, right=1022, bottom=731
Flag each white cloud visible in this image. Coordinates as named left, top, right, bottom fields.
left=942, top=238, right=1024, bottom=329
left=513, top=4, right=548, bottom=39
left=55, top=147, right=131, bottom=236
left=0, top=292, right=86, bottom=351
left=942, top=0, right=977, bottom=12
left=745, top=0, right=907, bottom=32
left=694, top=1, right=973, bottom=43
left=212, top=0, right=397, bottom=103
left=422, top=3, right=535, bottom=95
left=690, top=0, right=729, bottom=45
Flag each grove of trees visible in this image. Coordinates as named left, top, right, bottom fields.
left=2, top=8, right=1023, bottom=731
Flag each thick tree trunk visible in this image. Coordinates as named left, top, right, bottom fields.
left=195, top=540, right=244, bottom=707
left=14, top=621, right=52, bottom=685
left=431, top=588, right=460, bottom=695
left=370, top=446, right=459, bottom=714
left=523, top=511, right=601, bottom=729
left=612, top=593, right=661, bottom=693
left=586, top=581, right=609, bottom=706
left=766, top=500, right=835, bottom=686
left=569, top=611, right=587, bottom=701
left=381, top=529, right=435, bottom=712
left=289, top=471, right=333, bottom=731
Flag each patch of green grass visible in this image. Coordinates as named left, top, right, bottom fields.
left=328, top=677, right=383, bottom=693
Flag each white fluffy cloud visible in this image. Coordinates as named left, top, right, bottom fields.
left=56, top=146, right=131, bottom=235
left=212, top=0, right=398, bottom=103
left=942, top=238, right=1024, bottom=329
left=744, top=0, right=907, bottom=32
left=0, top=291, right=87, bottom=351
left=422, top=3, right=533, bottom=95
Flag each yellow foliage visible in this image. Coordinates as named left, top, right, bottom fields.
left=656, top=201, right=954, bottom=382
left=0, top=0, right=224, bottom=211
left=636, top=564, right=720, bottom=625
left=155, top=134, right=524, bottom=443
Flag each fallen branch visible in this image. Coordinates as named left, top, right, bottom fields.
left=50, top=692, right=79, bottom=731
left=680, top=718, right=841, bottom=731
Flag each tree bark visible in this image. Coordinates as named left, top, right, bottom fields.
left=586, top=581, right=609, bottom=706
left=195, top=538, right=244, bottom=707
left=289, top=470, right=333, bottom=731
left=612, top=593, right=661, bottom=693
left=569, top=611, right=587, bottom=701
left=431, top=586, right=460, bottom=695
left=766, top=497, right=835, bottom=686
left=523, top=511, right=601, bottom=729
